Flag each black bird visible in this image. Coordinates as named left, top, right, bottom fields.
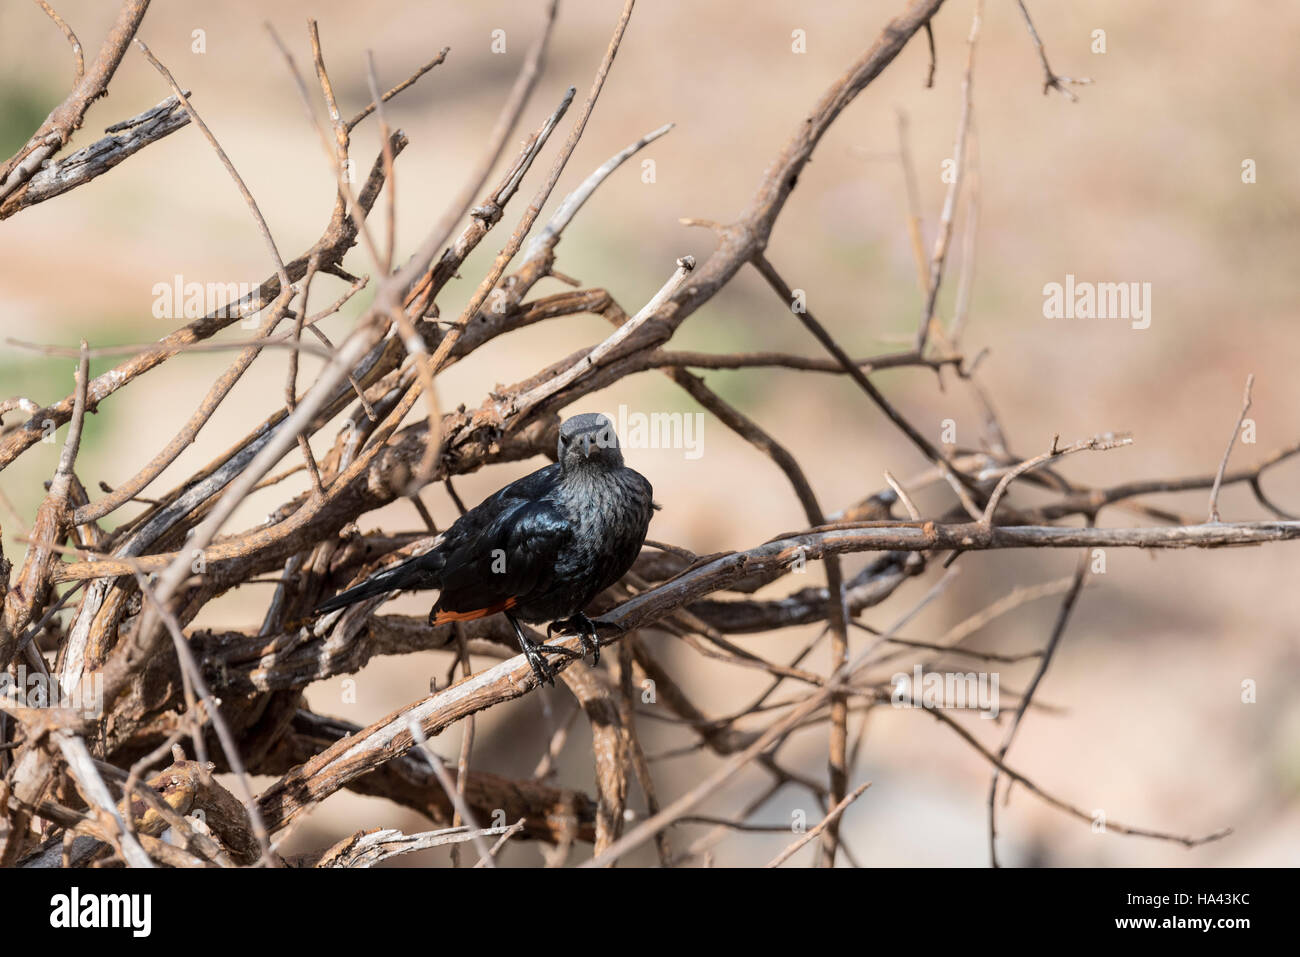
left=315, top=413, right=656, bottom=685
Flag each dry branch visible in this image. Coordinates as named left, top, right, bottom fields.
left=0, top=94, right=190, bottom=220
left=1, top=0, right=1287, bottom=871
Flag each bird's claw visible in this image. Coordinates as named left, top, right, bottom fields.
left=507, top=612, right=596, bottom=686
left=521, top=641, right=556, bottom=687
left=523, top=638, right=586, bottom=687
left=549, top=614, right=602, bottom=667
left=507, top=612, right=571, bottom=687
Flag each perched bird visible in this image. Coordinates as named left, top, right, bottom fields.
left=315, top=413, right=656, bottom=685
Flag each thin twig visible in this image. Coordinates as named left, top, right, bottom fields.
left=765, top=781, right=872, bottom=867
left=1207, top=374, right=1255, bottom=523
left=1014, top=0, right=1092, bottom=100
left=916, top=0, right=981, bottom=354
left=406, top=719, right=495, bottom=867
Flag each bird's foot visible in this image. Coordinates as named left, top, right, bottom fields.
left=507, top=612, right=579, bottom=687
left=520, top=639, right=556, bottom=687
left=526, top=638, right=586, bottom=686
left=549, top=613, right=602, bottom=667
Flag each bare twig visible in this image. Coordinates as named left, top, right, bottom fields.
left=916, top=0, right=981, bottom=354
left=1207, top=374, right=1255, bottom=523
left=765, top=781, right=872, bottom=867
left=1, top=0, right=151, bottom=199
left=55, top=732, right=152, bottom=868
left=34, top=0, right=84, bottom=83
left=406, top=720, right=495, bottom=867
left=1014, top=0, right=1092, bottom=100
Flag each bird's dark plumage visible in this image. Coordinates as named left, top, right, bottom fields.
left=315, top=413, right=655, bottom=684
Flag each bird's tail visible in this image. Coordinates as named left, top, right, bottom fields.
left=314, top=550, right=444, bottom=615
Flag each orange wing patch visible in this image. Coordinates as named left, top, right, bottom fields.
left=431, top=596, right=517, bottom=624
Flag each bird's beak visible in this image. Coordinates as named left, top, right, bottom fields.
left=581, top=433, right=593, bottom=457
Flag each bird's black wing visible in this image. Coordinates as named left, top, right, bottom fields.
left=316, top=463, right=562, bottom=616
left=434, top=497, right=573, bottom=616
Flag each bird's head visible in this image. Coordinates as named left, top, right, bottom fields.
left=558, top=413, right=623, bottom=470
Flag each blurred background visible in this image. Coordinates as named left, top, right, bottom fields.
left=1, top=0, right=1298, bottom=866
